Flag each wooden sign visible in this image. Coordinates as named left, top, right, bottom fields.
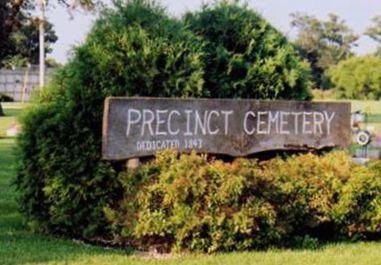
left=102, top=97, right=351, bottom=160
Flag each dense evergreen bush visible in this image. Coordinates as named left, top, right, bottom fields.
left=16, top=0, right=312, bottom=240
left=184, top=2, right=312, bottom=99
left=329, top=55, right=381, bottom=100
left=105, top=151, right=381, bottom=252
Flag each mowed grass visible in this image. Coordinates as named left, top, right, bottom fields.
left=0, top=109, right=22, bottom=138
left=1, top=102, right=381, bottom=264
left=0, top=102, right=27, bottom=137
left=349, top=100, right=381, bottom=114
left=317, top=99, right=381, bottom=132
left=350, top=100, right=381, bottom=131
left=350, top=100, right=381, bottom=134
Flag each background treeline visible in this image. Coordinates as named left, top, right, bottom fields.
left=0, top=0, right=59, bottom=68
left=2, top=0, right=381, bottom=100
left=291, top=12, right=381, bottom=100
left=0, top=0, right=94, bottom=68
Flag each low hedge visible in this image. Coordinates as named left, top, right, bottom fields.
left=104, top=151, right=381, bottom=252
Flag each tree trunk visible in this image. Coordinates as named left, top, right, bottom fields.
left=0, top=103, right=4, bottom=116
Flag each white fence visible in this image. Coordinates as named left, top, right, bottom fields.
left=0, top=66, right=55, bottom=102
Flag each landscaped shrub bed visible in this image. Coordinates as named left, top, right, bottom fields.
left=15, top=0, right=312, bottom=241
left=104, top=151, right=381, bottom=252
left=15, top=1, right=381, bottom=251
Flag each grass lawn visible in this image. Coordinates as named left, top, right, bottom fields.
left=318, top=99, right=381, bottom=133
left=1, top=102, right=381, bottom=264
left=349, top=100, right=381, bottom=132
left=0, top=103, right=26, bottom=138
left=347, top=100, right=381, bottom=115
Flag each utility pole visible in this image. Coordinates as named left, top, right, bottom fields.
left=38, top=0, right=46, bottom=89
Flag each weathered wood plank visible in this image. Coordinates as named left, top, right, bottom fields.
left=102, top=97, right=351, bottom=160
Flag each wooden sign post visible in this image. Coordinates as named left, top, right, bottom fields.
left=102, top=97, right=351, bottom=160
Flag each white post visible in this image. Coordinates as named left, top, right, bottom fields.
left=38, top=0, right=46, bottom=89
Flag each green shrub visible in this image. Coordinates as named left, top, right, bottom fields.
left=329, top=55, right=381, bottom=100
left=331, top=162, right=381, bottom=237
left=16, top=103, right=122, bottom=237
left=184, top=1, right=312, bottom=99
left=16, top=0, right=204, bottom=238
left=105, top=151, right=381, bottom=252
left=16, top=0, right=312, bottom=241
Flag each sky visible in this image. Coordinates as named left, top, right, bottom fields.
left=44, top=0, right=381, bottom=63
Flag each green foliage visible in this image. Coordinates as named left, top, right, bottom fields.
left=291, top=13, right=358, bottom=88
left=16, top=0, right=312, bottom=241
left=16, top=103, right=121, bottom=237
left=184, top=2, right=312, bottom=99
left=3, top=139, right=381, bottom=263
left=292, top=235, right=320, bottom=250
left=0, top=0, right=57, bottom=67
left=329, top=56, right=381, bottom=100
left=15, top=0, right=314, bottom=243
left=81, top=0, right=205, bottom=98
left=105, top=151, right=381, bottom=252
left=15, top=0, right=205, bottom=239
left=11, top=18, right=58, bottom=66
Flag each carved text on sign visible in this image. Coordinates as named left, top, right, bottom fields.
left=102, top=98, right=351, bottom=160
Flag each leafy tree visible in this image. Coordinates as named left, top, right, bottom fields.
left=15, top=0, right=97, bottom=9
left=329, top=55, right=381, bottom=100
left=1, top=0, right=98, bottom=66
left=291, top=12, right=358, bottom=88
left=0, top=0, right=91, bottom=114
left=365, top=16, right=381, bottom=57
left=0, top=0, right=57, bottom=68
left=0, top=0, right=57, bottom=115
left=0, top=0, right=28, bottom=65
left=4, top=18, right=57, bottom=68
left=55, top=0, right=97, bottom=8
